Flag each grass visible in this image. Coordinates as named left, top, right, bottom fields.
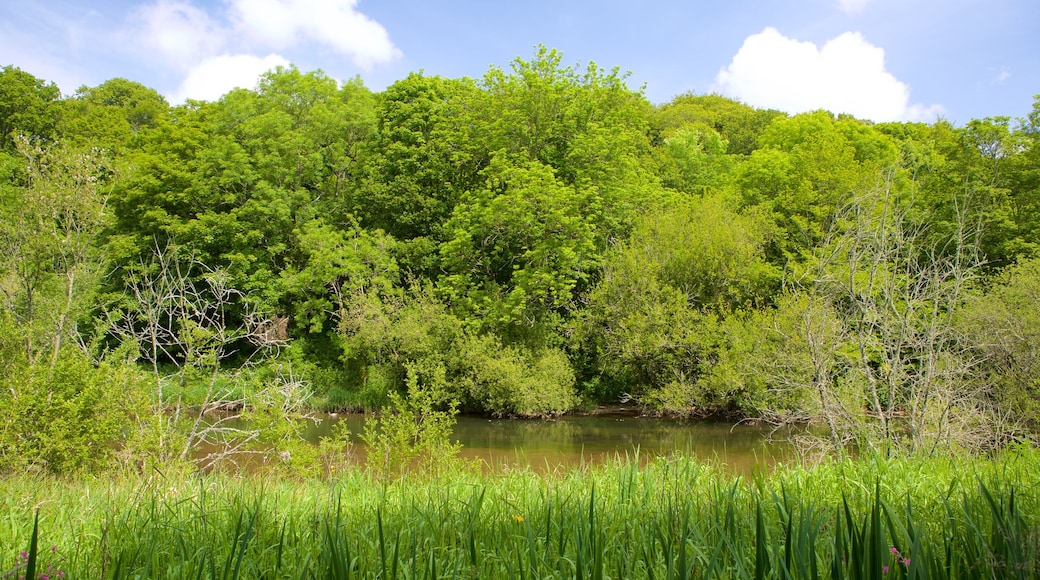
left=1, top=450, right=1038, bottom=578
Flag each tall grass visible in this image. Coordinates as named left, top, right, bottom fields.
left=1, top=450, right=1038, bottom=578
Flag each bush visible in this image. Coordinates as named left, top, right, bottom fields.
left=959, top=257, right=1040, bottom=430
left=703, top=293, right=840, bottom=418
left=0, top=347, right=146, bottom=474
left=455, top=333, right=577, bottom=417
left=362, top=358, right=461, bottom=479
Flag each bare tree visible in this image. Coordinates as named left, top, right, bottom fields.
left=792, top=169, right=996, bottom=454
left=111, top=242, right=289, bottom=466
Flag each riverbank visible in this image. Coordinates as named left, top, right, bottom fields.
left=3, top=449, right=1038, bottom=578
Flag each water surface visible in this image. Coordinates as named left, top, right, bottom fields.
left=308, top=412, right=795, bottom=474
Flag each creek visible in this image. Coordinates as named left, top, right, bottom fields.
left=300, top=411, right=798, bottom=475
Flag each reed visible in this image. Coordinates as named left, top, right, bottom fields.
left=1, top=450, right=1038, bottom=578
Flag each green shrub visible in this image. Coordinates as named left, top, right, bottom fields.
left=362, top=358, right=461, bottom=479
left=0, top=347, right=146, bottom=474
left=959, top=257, right=1040, bottom=430
left=455, top=333, right=577, bottom=417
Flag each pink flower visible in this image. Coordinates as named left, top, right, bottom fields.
left=883, top=565, right=890, bottom=574
left=902, top=558, right=911, bottom=566
left=890, top=547, right=900, bottom=555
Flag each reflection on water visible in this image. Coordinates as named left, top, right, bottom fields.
left=303, top=412, right=797, bottom=475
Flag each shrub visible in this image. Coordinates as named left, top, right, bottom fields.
left=362, top=358, right=461, bottom=479
left=455, top=333, right=577, bottom=417
left=0, top=347, right=146, bottom=474
left=959, top=257, right=1040, bottom=430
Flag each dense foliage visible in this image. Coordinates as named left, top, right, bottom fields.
left=1, top=53, right=1040, bottom=473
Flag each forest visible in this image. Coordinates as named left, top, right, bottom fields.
left=2, top=47, right=1040, bottom=476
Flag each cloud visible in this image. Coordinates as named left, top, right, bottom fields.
left=228, top=0, right=401, bottom=69
left=837, top=0, right=873, bottom=14
left=126, top=0, right=399, bottom=101
left=169, top=53, right=291, bottom=103
left=130, top=0, right=225, bottom=71
left=712, top=27, right=943, bottom=122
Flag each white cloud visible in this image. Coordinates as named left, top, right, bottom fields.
left=169, top=53, right=291, bottom=103
left=130, top=0, right=225, bottom=71
left=837, top=0, right=873, bottom=15
left=712, top=28, right=943, bottom=122
left=126, top=0, right=399, bottom=101
left=228, top=0, right=401, bottom=69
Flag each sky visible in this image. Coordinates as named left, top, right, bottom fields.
left=1, top=0, right=1037, bottom=125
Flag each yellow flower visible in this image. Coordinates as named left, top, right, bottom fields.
left=513, top=514, right=524, bottom=523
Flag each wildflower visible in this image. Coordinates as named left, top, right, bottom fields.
left=890, top=547, right=899, bottom=555
left=901, top=558, right=910, bottom=566
left=513, top=514, right=524, bottom=523
left=883, top=565, right=889, bottom=574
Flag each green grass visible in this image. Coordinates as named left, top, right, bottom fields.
left=1, top=450, right=1038, bottom=578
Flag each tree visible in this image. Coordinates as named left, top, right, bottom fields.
left=737, top=110, right=898, bottom=266
left=0, top=137, right=112, bottom=366
left=959, top=256, right=1040, bottom=431
left=785, top=172, right=990, bottom=454
left=578, top=195, right=778, bottom=410
left=59, top=78, right=169, bottom=152
left=280, top=217, right=399, bottom=336
left=477, top=46, right=660, bottom=249
left=355, top=73, right=484, bottom=244
left=438, top=158, right=597, bottom=340
left=0, top=66, right=60, bottom=150
left=653, top=93, right=783, bottom=155
left=110, top=243, right=286, bottom=467
left=656, top=124, right=732, bottom=194
left=903, top=117, right=1023, bottom=269
left=103, top=68, right=362, bottom=323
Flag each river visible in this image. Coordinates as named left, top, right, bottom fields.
left=302, top=411, right=797, bottom=475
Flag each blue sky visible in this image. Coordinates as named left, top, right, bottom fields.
left=1, top=0, right=1036, bottom=124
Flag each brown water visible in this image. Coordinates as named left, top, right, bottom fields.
left=303, top=412, right=796, bottom=475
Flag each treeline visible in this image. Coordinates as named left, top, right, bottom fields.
left=2, top=48, right=1039, bottom=472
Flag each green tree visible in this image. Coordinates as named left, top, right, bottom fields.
left=60, top=78, right=169, bottom=152
left=439, top=158, right=597, bottom=340
left=763, top=173, right=990, bottom=454
left=737, top=110, right=898, bottom=266
left=0, top=339, right=147, bottom=474
left=281, top=218, right=399, bottom=336
left=1007, top=96, right=1040, bottom=257
left=0, top=138, right=112, bottom=365
left=103, top=67, right=373, bottom=323
left=0, top=66, right=60, bottom=150
left=356, top=73, right=484, bottom=244
left=477, top=46, right=660, bottom=249
left=656, top=124, right=732, bottom=194
left=579, top=195, right=778, bottom=410
left=899, top=117, right=1024, bottom=269
left=959, top=256, right=1040, bottom=430
left=654, top=93, right=783, bottom=155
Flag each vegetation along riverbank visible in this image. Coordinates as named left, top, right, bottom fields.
left=3, top=47, right=1040, bottom=576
